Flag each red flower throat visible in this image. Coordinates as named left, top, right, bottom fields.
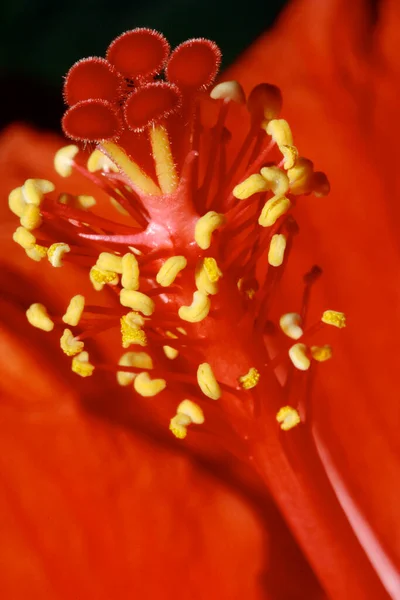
left=9, top=28, right=345, bottom=442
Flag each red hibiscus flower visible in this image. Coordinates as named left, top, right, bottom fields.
left=1, top=1, right=399, bottom=599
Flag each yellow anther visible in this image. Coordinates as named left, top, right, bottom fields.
left=238, top=367, right=260, bottom=390
left=25, top=244, right=48, bottom=262
left=89, top=266, right=119, bottom=291
left=124, top=311, right=145, bottom=328
left=156, top=256, right=187, bottom=287
left=311, top=345, right=333, bottom=362
left=233, top=174, right=270, bottom=200
left=197, top=362, right=221, bottom=400
left=169, top=413, right=191, bottom=439
left=178, top=291, right=211, bottom=323
left=26, top=303, right=54, bottom=332
left=163, top=345, right=179, bottom=360
left=280, top=145, right=298, bottom=170
left=288, top=157, right=314, bottom=195
left=54, top=145, right=79, bottom=177
left=170, top=398, right=205, bottom=439
left=265, top=119, right=293, bottom=147
left=177, top=399, right=205, bottom=424
left=117, top=351, right=153, bottom=386
left=13, top=226, right=36, bottom=249
left=121, top=253, right=140, bottom=290
left=128, top=351, right=152, bottom=370
left=71, top=351, right=95, bottom=377
left=87, top=148, right=118, bottom=173
left=128, top=325, right=145, bottom=349
left=194, top=211, right=226, bottom=250
left=203, top=257, right=222, bottom=283
left=259, top=196, right=291, bottom=228
left=260, top=166, right=289, bottom=197
left=133, top=372, right=166, bottom=397
left=279, top=313, right=303, bottom=340
left=96, top=252, right=123, bottom=273
left=288, top=343, right=311, bottom=371
left=268, top=234, right=287, bottom=267
left=195, top=258, right=222, bottom=296
left=58, top=193, right=96, bottom=210
left=47, top=243, right=70, bottom=268
left=312, top=172, right=330, bottom=197
left=22, top=178, right=55, bottom=206
left=8, top=187, right=25, bottom=217
left=120, top=314, right=147, bottom=348
left=195, top=260, right=219, bottom=295
left=62, top=294, right=85, bottom=326
left=120, top=289, right=155, bottom=316
left=322, top=310, right=346, bottom=329
left=210, top=80, right=245, bottom=104
left=20, top=204, right=42, bottom=231
left=247, top=83, right=282, bottom=124
left=60, top=329, right=84, bottom=357
left=276, top=406, right=301, bottom=431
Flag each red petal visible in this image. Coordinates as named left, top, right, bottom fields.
left=166, top=39, right=221, bottom=90
left=62, top=100, right=122, bottom=142
left=123, top=82, right=181, bottom=132
left=63, top=57, right=122, bottom=106
left=106, top=28, right=170, bottom=79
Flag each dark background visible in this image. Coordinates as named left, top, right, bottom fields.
left=0, top=0, right=289, bottom=131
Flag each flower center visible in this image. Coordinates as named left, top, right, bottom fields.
left=9, top=28, right=345, bottom=443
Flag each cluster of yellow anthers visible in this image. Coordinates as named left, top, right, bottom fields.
left=232, top=118, right=328, bottom=268
left=276, top=310, right=345, bottom=430
left=281, top=310, right=345, bottom=371
left=10, top=74, right=345, bottom=441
